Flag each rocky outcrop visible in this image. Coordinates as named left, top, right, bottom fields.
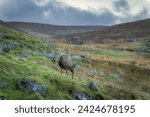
left=0, top=42, right=19, bottom=51
left=88, top=81, right=99, bottom=91
left=0, top=33, right=14, bottom=39
left=17, top=78, right=48, bottom=95
left=72, top=92, right=93, bottom=100
left=72, top=55, right=91, bottom=62
left=0, top=83, right=7, bottom=88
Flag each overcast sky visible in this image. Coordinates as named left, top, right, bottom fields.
left=0, top=0, right=150, bottom=25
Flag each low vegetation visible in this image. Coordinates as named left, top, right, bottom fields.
left=0, top=24, right=150, bottom=100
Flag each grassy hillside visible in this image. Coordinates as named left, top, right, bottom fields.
left=0, top=24, right=150, bottom=100
left=58, top=42, right=150, bottom=99
left=0, top=25, right=108, bottom=100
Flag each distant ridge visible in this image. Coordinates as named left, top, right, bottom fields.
left=2, top=21, right=107, bottom=38
left=57, top=19, right=150, bottom=44
left=0, top=19, right=149, bottom=44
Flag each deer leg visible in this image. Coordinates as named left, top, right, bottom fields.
left=66, top=70, right=68, bottom=77
left=71, top=70, right=74, bottom=79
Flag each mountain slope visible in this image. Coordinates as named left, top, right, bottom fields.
left=0, top=24, right=109, bottom=100
left=3, top=21, right=107, bottom=38
left=57, top=19, right=150, bottom=44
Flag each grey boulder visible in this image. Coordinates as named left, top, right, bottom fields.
left=72, top=92, right=93, bottom=100
left=17, top=78, right=48, bottom=95
left=88, top=81, right=99, bottom=91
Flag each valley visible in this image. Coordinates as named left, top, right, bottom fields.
left=0, top=19, right=150, bottom=100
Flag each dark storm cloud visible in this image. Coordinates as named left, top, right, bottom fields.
left=113, top=0, right=129, bottom=13
left=113, top=0, right=149, bottom=23
left=0, top=0, right=149, bottom=25
left=0, top=0, right=44, bottom=22
left=39, top=0, right=118, bottom=25
left=43, top=4, right=117, bottom=25
left=0, top=0, right=118, bottom=25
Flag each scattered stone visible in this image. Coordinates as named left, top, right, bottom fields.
left=20, top=51, right=30, bottom=58
left=2, top=47, right=10, bottom=53
left=0, top=33, right=13, bottom=39
left=72, top=55, right=85, bottom=60
left=72, top=92, right=93, bottom=100
left=90, top=69, right=98, bottom=75
left=0, top=44, right=6, bottom=50
left=17, top=78, right=48, bottom=95
left=8, top=42, right=19, bottom=48
left=0, top=83, right=7, bottom=88
left=88, top=81, right=99, bottom=91
left=0, top=33, right=4, bottom=39
left=108, top=73, right=124, bottom=81
left=0, top=42, right=19, bottom=52
left=20, top=51, right=35, bottom=58
left=72, top=55, right=91, bottom=62
left=136, top=46, right=150, bottom=53
left=47, top=40, right=57, bottom=43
